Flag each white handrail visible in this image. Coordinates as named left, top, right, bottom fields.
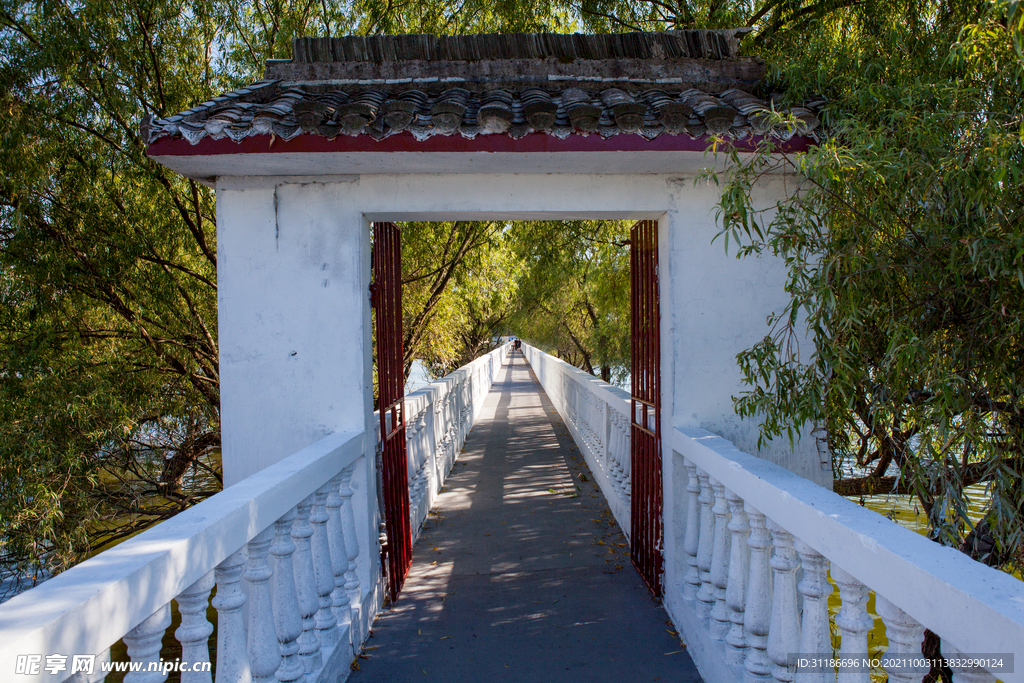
left=674, top=427, right=1024, bottom=668
left=0, top=429, right=365, bottom=682
left=521, top=342, right=632, bottom=535
left=399, top=343, right=510, bottom=541
left=0, top=343, right=510, bottom=683
left=522, top=342, right=1024, bottom=683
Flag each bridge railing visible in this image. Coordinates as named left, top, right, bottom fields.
left=521, top=343, right=631, bottom=532
left=522, top=343, right=1024, bottom=683
left=390, top=343, right=510, bottom=542
left=0, top=343, right=509, bottom=683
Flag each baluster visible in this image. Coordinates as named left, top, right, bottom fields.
left=601, top=400, right=610, bottom=465
left=725, top=488, right=750, bottom=667
left=311, top=482, right=340, bottom=650
left=176, top=572, right=215, bottom=683
left=124, top=603, right=172, bottom=683
left=831, top=566, right=873, bottom=683
left=710, top=477, right=732, bottom=641
left=682, top=460, right=701, bottom=601
left=292, top=495, right=323, bottom=673
left=744, top=505, right=773, bottom=683
left=942, top=640, right=996, bottom=683
left=794, top=540, right=832, bottom=683
left=247, top=527, right=281, bottom=683
left=271, top=508, right=305, bottom=683
left=695, top=470, right=716, bottom=623
left=339, top=464, right=362, bottom=606
left=875, top=594, right=925, bottom=683
left=213, top=549, right=251, bottom=683
left=326, top=473, right=353, bottom=628
left=767, top=522, right=800, bottom=683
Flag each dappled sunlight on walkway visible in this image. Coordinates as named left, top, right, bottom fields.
left=350, top=350, right=701, bottom=683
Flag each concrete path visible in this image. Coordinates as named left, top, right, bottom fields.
left=350, top=351, right=701, bottom=683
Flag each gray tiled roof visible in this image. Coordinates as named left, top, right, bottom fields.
left=144, top=31, right=823, bottom=147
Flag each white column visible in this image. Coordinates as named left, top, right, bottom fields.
left=270, top=508, right=306, bottom=683
left=124, top=604, right=171, bottom=683
left=213, top=549, right=251, bottom=683
left=744, top=505, right=773, bottom=683
left=832, top=566, right=873, bottom=683
left=875, top=594, right=925, bottom=683
left=768, top=522, right=800, bottom=683
left=339, top=463, right=363, bottom=607
left=725, top=488, right=750, bottom=667
left=794, top=540, right=832, bottom=683
left=175, top=572, right=215, bottom=683
left=709, top=477, right=733, bottom=641
left=326, top=473, right=353, bottom=628
left=682, top=460, right=701, bottom=601
left=216, top=182, right=372, bottom=486
left=695, top=470, right=716, bottom=623
left=311, top=483, right=340, bottom=650
left=246, top=527, right=281, bottom=683
left=292, top=495, right=323, bottom=673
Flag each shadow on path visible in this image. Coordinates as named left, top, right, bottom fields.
left=350, top=350, right=701, bottom=683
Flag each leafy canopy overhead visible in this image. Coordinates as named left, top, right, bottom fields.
left=715, top=0, right=1024, bottom=570
left=4, top=0, right=1023, bottom=591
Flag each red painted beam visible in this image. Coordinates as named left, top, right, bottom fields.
left=147, top=130, right=813, bottom=158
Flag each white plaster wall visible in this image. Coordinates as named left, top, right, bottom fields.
left=215, top=170, right=827, bottom=495
left=216, top=178, right=373, bottom=488
left=662, top=173, right=827, bottom=484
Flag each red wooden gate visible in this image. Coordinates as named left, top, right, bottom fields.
left=630, top=219, right=664, bottom=596
left=372, top=221, right=412, bottom=602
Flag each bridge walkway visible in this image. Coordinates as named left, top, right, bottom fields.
left=350, top=350, right=701, bottom=683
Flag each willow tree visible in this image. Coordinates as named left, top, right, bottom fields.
left=716, top=0, right=1024, bottom=572
left=508, top=221, right=631, bottom=384
left=0, top=0, right=569, bottom=586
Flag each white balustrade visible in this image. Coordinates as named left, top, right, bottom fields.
left=246, top=528, right=281, bottom=683
left=16, top=340, right=1020, bottom=683
left=767, top=523, right=800, bottom=683
left=0, top=345, right=510, bottom=683
left=292, top=494, right=323, bottom=674
left=682, top=461, right=702, bottom=601
left=794, top=540, right=831, bottom=683
left=709, top=477, right=733, bottom=641
left=696, top=470, right=717, bottom=623
left=874, top=595, right=924, bottom=683
left=325, top=474, right=353, bottom=628
left=724, top=489, right=749, bottom=668
left=744, top=505, right=774, bottom=683
left=124, top=604, right=172, bottom=683
left=831, top=566, right=872, bottom=683
left=176, top=572, right=215, bottom=683
left=522, top=343, right=1024, bottom=683
left=521, top=343, right=631, bottom=531
left=213, top=550, right=249, bottom=683
left=311, top=485, right=340, bottom=651
left=669, top=423, right=1024, bottom=683
left=270, top=508, right=305, bottom=683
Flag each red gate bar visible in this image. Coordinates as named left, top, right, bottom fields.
left=372, top=221, right=413, bottom=603
left=630, top=219, right=664, bottom=596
